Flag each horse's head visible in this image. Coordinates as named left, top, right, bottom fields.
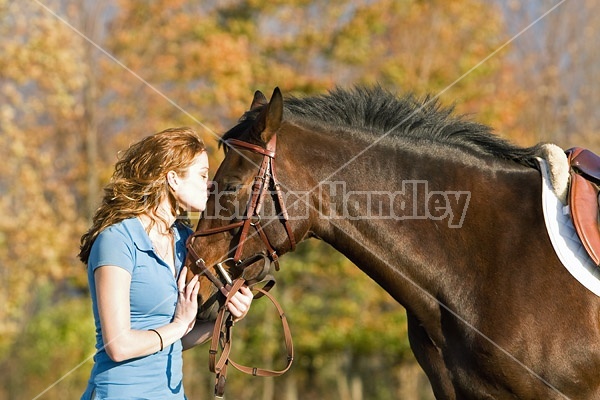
left=186, top=88, right=309, bottom=320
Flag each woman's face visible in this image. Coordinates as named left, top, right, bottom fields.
left=171, top=152, right=210, bottom=213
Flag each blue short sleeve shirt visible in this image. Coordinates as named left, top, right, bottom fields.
left=82, top=217, right=192, bottom=400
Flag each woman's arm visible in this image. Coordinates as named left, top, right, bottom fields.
left=95, top=265, right=199, bottom=362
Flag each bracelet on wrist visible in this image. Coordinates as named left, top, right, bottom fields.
left=149, top=328, right=163, bottom=352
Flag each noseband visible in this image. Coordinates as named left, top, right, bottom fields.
left=186, top=134, right=296, bottom=290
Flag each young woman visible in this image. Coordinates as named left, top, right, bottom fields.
left=79, top=127, right=253, bottom=399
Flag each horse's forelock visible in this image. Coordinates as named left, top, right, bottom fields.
left=219, top=109, right=264, bottom=152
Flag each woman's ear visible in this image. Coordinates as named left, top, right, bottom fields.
left=166, top=171, right=179, bottom=191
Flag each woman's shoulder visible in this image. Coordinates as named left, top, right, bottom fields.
left=89, top=218, right=149, bottom=272
left=97, top=217, right=144, bottom=242
left=92, top=218, right=151, bottom=256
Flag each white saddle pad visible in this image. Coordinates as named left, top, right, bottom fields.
left=537, top=157, right=600, bottom=296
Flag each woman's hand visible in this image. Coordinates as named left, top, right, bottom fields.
left=225, top=285, right=253, bottom=322
left=173, top=266, right=200, bottom=335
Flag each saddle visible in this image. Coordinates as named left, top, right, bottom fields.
left=565, top=147, right=600, bottom=267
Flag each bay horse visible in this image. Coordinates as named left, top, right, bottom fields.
left=186, top=86, right=600, bottom=399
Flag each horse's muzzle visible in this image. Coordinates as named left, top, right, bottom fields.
left=197, top=253, right=277, bottom=321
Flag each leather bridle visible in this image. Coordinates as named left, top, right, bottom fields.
left=187, top=134, right=296, bottom=279
left=185, top=134, right=296, bottom=398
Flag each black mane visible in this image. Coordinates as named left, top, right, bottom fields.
left=223, top=86, right=543, bottom=167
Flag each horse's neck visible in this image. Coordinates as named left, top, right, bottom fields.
left=290, top=136, right=543, bottom=307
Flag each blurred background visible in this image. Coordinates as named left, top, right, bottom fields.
left=1, top=0, right=599, bottom=399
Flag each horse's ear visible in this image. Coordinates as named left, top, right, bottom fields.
left=250, top=90, right=267, bottom=111
left=261, top=87, right=283, bottom=143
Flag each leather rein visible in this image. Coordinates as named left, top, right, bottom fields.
left=185, top=134, right=295, bottom=398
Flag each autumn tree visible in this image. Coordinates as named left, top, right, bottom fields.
left=496, top=0, right=600, bottom=150
left=0, top=1, right=100, bottom=398
left=0, top=0, right=83, bottom=339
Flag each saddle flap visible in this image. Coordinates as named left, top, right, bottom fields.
left=569, top=171, right=600, bottom=266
